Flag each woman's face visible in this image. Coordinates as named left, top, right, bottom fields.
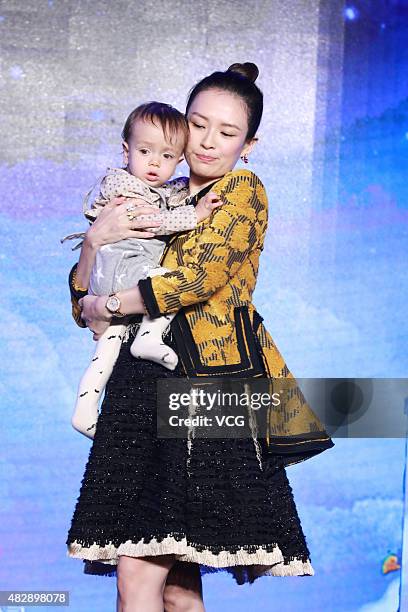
left=185, top=89, right=256, bottom=184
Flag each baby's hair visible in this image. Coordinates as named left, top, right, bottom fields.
left=122, top=101, right=189, bottom=149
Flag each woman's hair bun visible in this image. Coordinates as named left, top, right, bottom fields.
left=227, top=62, right=259, bottom=83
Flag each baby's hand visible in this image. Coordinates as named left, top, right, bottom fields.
left=195, top=192, right=223, bottom=223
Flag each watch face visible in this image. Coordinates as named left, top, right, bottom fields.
left=106, top=295, right=120, bottom=312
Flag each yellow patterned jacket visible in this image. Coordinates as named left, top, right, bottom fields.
left=69, top=169, right=334, bottom=467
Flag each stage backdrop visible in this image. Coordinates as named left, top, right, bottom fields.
left=0, top=1, right=407, bottom=611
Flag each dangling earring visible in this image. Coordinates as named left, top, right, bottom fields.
left=241, top=154, right=249, bottom=164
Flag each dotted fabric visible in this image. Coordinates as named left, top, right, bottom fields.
left=85, top=167, right=196, bottom=235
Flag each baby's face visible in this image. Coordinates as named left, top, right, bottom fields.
left=123, top=118, right=185, bottom=187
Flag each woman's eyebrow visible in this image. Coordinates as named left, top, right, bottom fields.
left=190, top=112, right=207, bottom=121
left=190, top=112, right=241, bottom=131
left=220, top=122, right=241, bottom=130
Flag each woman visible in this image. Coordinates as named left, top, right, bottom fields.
left=66, top=62, right=334, bottom=612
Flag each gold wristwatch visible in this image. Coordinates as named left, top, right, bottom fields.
left=105, top=293, right=126, bottom=318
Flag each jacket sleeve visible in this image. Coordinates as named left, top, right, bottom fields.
left=136, top=204, right=197, bottom=236
left=68, top=263, right=88, bottom=328
left=139, top=170, right=268, bottom=317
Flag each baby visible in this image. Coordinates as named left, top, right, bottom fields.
left=62, top=102, right=221, bottom=439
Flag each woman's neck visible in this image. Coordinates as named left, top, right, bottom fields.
left=188, top=172, right=223, bottom=196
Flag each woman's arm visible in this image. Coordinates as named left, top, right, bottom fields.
left=68, top=197, right=162, bottom=327
left=115, top=170, right=268, bottom=318
left=74, top=197, right=162, bottom=288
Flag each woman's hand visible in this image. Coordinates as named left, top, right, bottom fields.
left=78, top=295, right=112, bottom=341
left=86, top=197, right=163, bottom=249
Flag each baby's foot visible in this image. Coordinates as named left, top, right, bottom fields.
left=71, top=400, right=99, bottom=440
left=71, top=414, right=98, bottom=440
left=130, top=338, right=178, bottom=371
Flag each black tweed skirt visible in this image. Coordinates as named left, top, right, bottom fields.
left=66, top=322, right=314, bottom=585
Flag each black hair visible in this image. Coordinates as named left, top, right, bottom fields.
left=185, top=62, right=263, bottom=141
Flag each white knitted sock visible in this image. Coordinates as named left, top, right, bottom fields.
left=130, top=313, right=178, bottom=370
left=71, top=323, right=126, bottom=439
